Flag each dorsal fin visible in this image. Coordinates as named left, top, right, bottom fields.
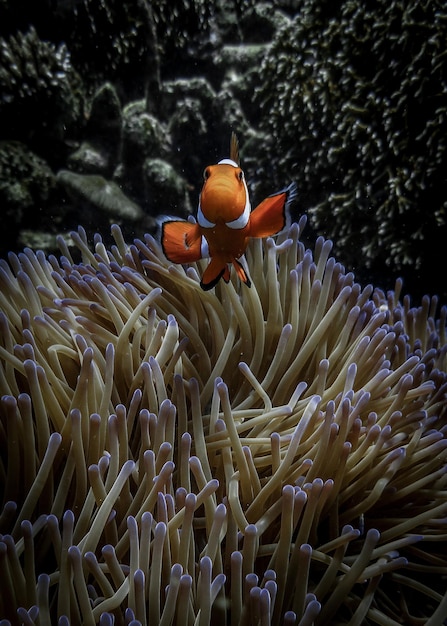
left=230, top=132, right=240, bottom=165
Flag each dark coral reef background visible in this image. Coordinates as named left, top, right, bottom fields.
left=0, top=0, right=446, bottom=303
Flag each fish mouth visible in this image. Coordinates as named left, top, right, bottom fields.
left=200, top=179, right=250, bottom=224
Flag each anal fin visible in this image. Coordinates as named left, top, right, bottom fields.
left=200, top=257, right=227, bottom=290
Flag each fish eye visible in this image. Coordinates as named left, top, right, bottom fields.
left=237, top=169, right=244, bottom=181
left=203, top=167, right=211, bottom=180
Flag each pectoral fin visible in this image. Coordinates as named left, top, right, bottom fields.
left=161, top=221, right=202, bottom=263
left=249, top=182, right=297, bottom=238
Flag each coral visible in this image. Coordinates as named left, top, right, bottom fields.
left=168, top=97, right=211, bottom=184
left=0, top=26, right=84, bottom=158
left=67, top=0, right=160, bottom=104
left=256, top=0, right=447, bottom=300
left=142, top=158, right=192, bottom=217
left=152, top=0, right=218, bottom=78
left=0, top=220, right=446, bottom=624
left=68, top=83, right=122, bottom=177
left=238, top=3, right=289, bottom=43
left=163, top=78, right=249, bottom=189
left=0, top=141, right=56, bottom=256
left=119, top=102, right=172, bottom=210
left=121, top=102, right=168, bottom=166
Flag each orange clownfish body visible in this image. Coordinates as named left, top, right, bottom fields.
left=161, top=134, right=296, bottom=290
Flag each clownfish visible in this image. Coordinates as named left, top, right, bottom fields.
left=161, top=134, right=296, bottom=290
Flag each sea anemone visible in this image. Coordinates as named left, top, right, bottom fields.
left=0, top=219, right=446, bottom=624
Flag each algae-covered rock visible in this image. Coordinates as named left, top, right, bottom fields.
left=68, top=83, right=123, bottom=176
left=122, top=101, right=168, bottom=164
left=168, top=98, right=209, bottom=181
left=57, top=170, right=144, bottom=223
left=161, top=78, right=217, bottom=119
left=142, top=157, right=192, bottom=217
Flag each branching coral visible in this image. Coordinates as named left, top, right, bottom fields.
left=0, top=26, right=84, bottom=152
left=152, top=0, right=217, bottom=78
left=256, top=0, right=447, bottom=298
left=66, top=0, right=160, bottom=104
left=0, top=220, right=446, bottom=624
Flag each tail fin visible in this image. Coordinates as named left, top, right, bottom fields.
left=161, top=220, right=203, bottom=263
